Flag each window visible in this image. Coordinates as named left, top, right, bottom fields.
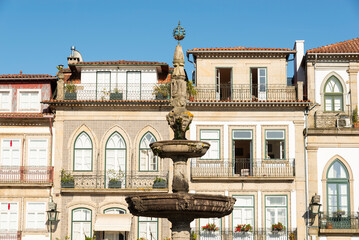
left=26, top=202, right=46, bottom=229
left=139, top=132, right=157, bottom=171
left=126, top=71, right=141, bottom=100
left=327, top=160, right=349, bottom=216
left=265, top=196, right=287, bottom=230
left=233, top=130, right=253, bottom=175
left=199, top=217, right=221, bottom=239
left=138, top=217, right=157, bottom=240
left=265, top=130, right=285, bottom=159
left=200, top=130, right=220, bottom=160
left=96, top=71, right=111, bottom=100
left=106, top=132, right=126, bottom=187
left=215, top=68, right=232, bottom=100
left=0, top=90, right=11, bottom=112
left=324, top=76, right=343, bottom=112
left=18, top=90, right=40, bottom=112
left=251, top=68, right=267, bottom=100
left=74, top=132, right=92, bottom=171
left=72, top=208, right=92, bottom=240
left=233, top=196, right=254, bottom=236
left=0, top=202, right=18, bottom=231
left=104, top=208, right=126, bottom=214
left=1, top=139, right=21, bottom=166
left=28, top=139, right=47, bottom=166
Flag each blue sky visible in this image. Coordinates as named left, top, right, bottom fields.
left=0, top=0, right=358, bottom=77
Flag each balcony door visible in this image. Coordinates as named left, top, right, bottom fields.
left=105, top=133, right=126, bottom=188
left=96, top=71, right=111, bottom=100
left=216, top=68, right=232, bottom=101
left=251, top=68, right=266, bottom=100
left=232, top=130, right=252, bottom=176
left=126, top=71, right=141, bottom=100
left=0, top=139, right=21, bottom=182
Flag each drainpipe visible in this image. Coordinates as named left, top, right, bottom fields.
left=304, top=102, right=317, bottom=240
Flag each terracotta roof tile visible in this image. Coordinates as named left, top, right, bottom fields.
left=308, top=37, right=359, bottom=53
left=188, top=47, right=294, bottom=52
left=0, top=113, right=54, bottom=118
left=0, top=74, right=56, bottom=79
left=73, top=60, right=168, bottom=66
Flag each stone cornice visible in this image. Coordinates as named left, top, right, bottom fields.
left=192, top=52, right=291, bottom=59
left=307, top=53, right=359, bottom=62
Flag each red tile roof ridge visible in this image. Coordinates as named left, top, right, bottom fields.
left=73, top=60, right=168, bottom=65
left=307, top=37, right=359, bottom=53
left=188, top=47, right=294, bottom=52
left=0, top=113, right=54, bottom=118
left=0, top=74, right=56, bottom=78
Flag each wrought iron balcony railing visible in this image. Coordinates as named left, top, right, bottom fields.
left=0, top=231, right=21, bottom=240
left=64, top=83, right=171, bottom=101
left=320, top=212, right=359, bottom=230
left=193, top=84, right=297, bottom=101
left=191, top=158, right=295, bottom=178
left=190, top=228, right=297, bottom=240
left=0, top=166, right=54, bottom=184
left=61, top=170, right=168, bottom=189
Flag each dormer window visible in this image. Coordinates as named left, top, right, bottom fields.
left=324, top=76, right=343, bottom=112
left=17, top=89, right=41, bottom=112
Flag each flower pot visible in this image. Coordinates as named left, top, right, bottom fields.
left=153, top=180, right=167, bottom=188
left=326, top=222, right=333, bottom=229
left=354, top=123, right=359, bottom=128
left=155, top=94, right=169, bottom=100
left=61, top=180, right=74, bottom=188
left=65, top=92, right=77, bottom=100
left=108, top=180, right=122, bottom=188
left=110, top=93, right=123, bottom=100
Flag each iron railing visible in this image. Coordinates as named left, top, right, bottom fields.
left=64, top=83, right=170, bottom=101
left=191, top=158, right=295, bottom=178
left=319, top=212, right=359, bottom=230
left=0, top=231, right=21, bottom=240
left=62, top=170, right=168, bottom=189
left=191, top=228, right=297, bottom=240
left=0, top=166, right=54, bottom=184
left=193, top=84, right=297, bottom=101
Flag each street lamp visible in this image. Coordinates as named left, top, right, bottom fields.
left=309, top=193, right=321, bottom=216
left=47, top=197, right=59, bottom=240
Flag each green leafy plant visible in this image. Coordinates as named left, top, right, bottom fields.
left=202, top=223, right=219, bottom=232
left=187, top=80, right=197, bottom=98
left=84, top=234, right=96, bottom=240
left=190, top=231, right=197, bottom=240
left=272, top=222, right=285, bottom=231
left=107, top=169, right=124, bottom=183
left=154, top=176, right=166, bottom=183
left=65, top=83, right=77, bottom=93
left=235, top=224, right=253, bottom=232
left=113, top=88, right=121, bottom=94
left=352, top=106, right=358, bottom=123
left=153, top=83, right=170, bottom=99
left=61, top=169, right=74, bottom=183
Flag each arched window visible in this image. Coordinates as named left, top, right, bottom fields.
left=327, top=160, right=349, bottom=216
left=104, top=208, right=126, bottom=240
left=74, top=132, right=92, bottom=171
left=104, top=208, right=126, bottom=214
left=72, top=208, right=92, bottom=240
left=105, top=132, right=126, bottom=187
left=324, top=76, right=343, bottom=112
left=139, top=132, right=157, bottom=171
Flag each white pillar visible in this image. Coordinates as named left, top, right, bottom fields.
left=291, top=190, right=297, bottom=228
left=258, top=190, right=262, bottom=229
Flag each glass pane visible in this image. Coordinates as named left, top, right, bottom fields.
left=325, top=97, right=333, bottom=111
left=328, top=161, right=347, bottom=178
left=234, top=196, right=253, bottom=207
left=201, top=130, right=219, bottom=140
left=233, top=130, right=252, bottom=140
left=266, top=130, right=284, bottom=139
left=334, top=96, right=342, bottom=111
left=266, top=196, right=286, bottom=206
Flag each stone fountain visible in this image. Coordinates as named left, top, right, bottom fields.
left=126, top=23, right=236, bottom=240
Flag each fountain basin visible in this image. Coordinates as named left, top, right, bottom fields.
left=126, top=193, right=235, bottom=219
left=150, top=140, right=210, bottom=159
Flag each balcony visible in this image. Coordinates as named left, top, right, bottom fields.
left=191, top=158, right=295, bottom=180
left=319, top=212, right=359, bottom=234
left=0, top=231, right=21, bottom=240
left=193, top=84, right=297, bottom=102
left=0, top=166, right=54, bottom=185
left=64, top=83, right=170, bottom=101
left=61, top=170, right=168, bottom=191
left=191, top=228, right=297, bottom=240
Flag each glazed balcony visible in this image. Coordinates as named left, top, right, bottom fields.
left=190, top=228, right=297, bottom=240
left=193, top=84, right=297, bottom=102
left=60, top=170, right=168, bottom=191
left=191, top=158, right=295, bottom=180
left=64, top=83, right=171, bottom=101
left=0, top=166, right=53, bottom=186
left=0, top=231, right=21, bottom=240
left=319, top=212, right=359, bottom=234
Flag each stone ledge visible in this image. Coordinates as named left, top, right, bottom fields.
left=60, top=188, right=169, bottom=195
left=320, top=228, right=359, bottom=235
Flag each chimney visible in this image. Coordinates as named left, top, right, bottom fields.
left=294, top=40, right=305, bottom=83
left=67, top=46, right=83, bottom=65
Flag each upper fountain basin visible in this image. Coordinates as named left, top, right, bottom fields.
left=150, top=140, right=210, bottom=158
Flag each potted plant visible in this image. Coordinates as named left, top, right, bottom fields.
left=190, top=231, right=197, bottom=240
left=187, top=80, right=197, bottom=101
left=153, top=84, right=170, bottom=100
left=61, top=169, right=74, bottom=188
left=201, top=223, right=219, bottom=232
left=153, top=176, right=167, bottom=188
left=107, top=169, right=124, bottom=188
left=353, top=106, right=359, bottom=127
left=271, top=222, right=285, bottom=233
left=110, top=88, right=123, bottom=100
left=235, top=224, right=253, bottom=233
left=64, top=82, right=77, bottom=100
left=335, top=210, right=345, bottom=217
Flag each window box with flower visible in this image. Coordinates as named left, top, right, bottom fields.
left=271, top=222, right=285, bottom=234
left=153, top=176, right=167, bottom=188
left=201, top=223, right=219, bottom=232
left=235, top=224, right=253, bottom=233
left=61, top=169, right=74, bottom=188
left=107, top=169, right=124, bottom=188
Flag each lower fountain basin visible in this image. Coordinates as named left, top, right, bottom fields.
left=150, top=140, right=210, bottom=159
left=126, top=193, right=235, bottom=219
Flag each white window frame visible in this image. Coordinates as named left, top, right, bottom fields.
left=265, top=195, right=287, bottom=230
left=200, top=129, right=220, bottom=160
left=28, top=139, right=48, bottom=166
left=265, top=130, right=285, bottom=160
left=0, top=201, right=19, bottom=231
left=0, top=89, right=12, bottom=112
left=25, top=202, right=46, bottom=230
left=1, top=139, right=21, bottom=166
left=138, top=217, right=158, bottom=240
left=17, top=89, right=41, bottom=112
